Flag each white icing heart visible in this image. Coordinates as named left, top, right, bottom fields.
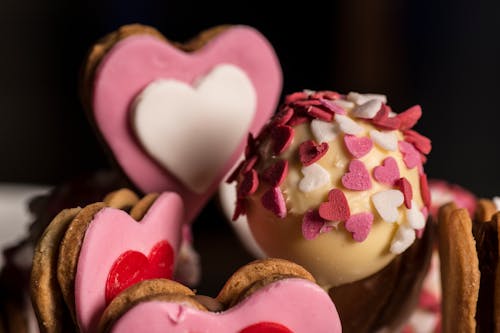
left=351, top=99, right=382, bottom=119
left=132, top=64, right=256, bottom=194
left=335, top=115, right=364, bottom=135
left=390, top=223, right=416, bottom=254
left=346, top=92, right=387, bottom=105
left=406, top=200, right=426, bottom=229
left=369, top=129, right=398, bottom=151
left=311, top=119, right=340, bottom=143
left=372, top=189, right=404, bottom=223
left=299, top=163, right=331, bottom=193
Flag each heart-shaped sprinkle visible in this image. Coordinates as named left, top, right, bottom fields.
left=318, top=189, right=350, bottom=221
left=299, top=140, right=329, bottom=166
left=372, top=104, right=401, bottom=130
left=333, top=99, right=355, bottom=110
left=373, top=157, right=400, bottom=185
left=372, top=189, right=404, bottom=222
left=311, top=119, right=340, bottom=143
left=294, top=99, right=322, bottom=108
left=311, top=90, right=341, bottom=100
left=420, top=173, right=431, bottom=208
left=272, top=125, right=294, bottom=155
left=397, top=105, right=422, bottom=130
left=351, top=99, right=382, bottom=119
left=242, top=155, right=259, bottom=174
left=399, top=141, right=421, bottom=169
left=261, top=187, right=287, bottom=218
left=285, top=91, right=308, bottom=104
left=287, top=115, right=309, bottom=127
left=273, top=107, right=294, bottom=126
left=105, top=240, right=174, bottom=304
left=237, top=169, right=259, bottom=198
left=347, top=92, right=387, bottom=105
left=345, top=212, right=374, bottom=242
left=421, top=206, right=429, bottom=221
left=335, top=115, right=364, bottom=135
left=396, top=177, right=413, bottom=208
left=302, top=209, right=328, bottom=240
left=404, top=129, right=432, bottom=155
left=261, top=160, right=288, bottom=187
left=369, top=130, right=398, bottom=151
left=343, top=135, right=373, bottom=158
left=299, top=163, right=331, bottom=192
left=319, top=99, right=346, bottom=115
left=390, top=223, right=415, bottom=254
left=307, top=106, right=333, bottom=122
left=341, top=159, right=372, bottom=191
left=406, top=200, right=426, bottom=229
left=239, top=322, right=293, bottom=333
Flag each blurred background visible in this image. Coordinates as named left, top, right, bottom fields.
left=0, top=0, right=499, bottom=293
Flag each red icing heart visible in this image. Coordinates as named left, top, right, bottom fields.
left=272, top=125, right=294, bottom=155
left=261, top=160, right=288, bottom=187
left=239, top=322, right=294, bottom=333
left=404, top=129, right=432, bottom=155
left=372, top=104, right=401, bottom=130
left=261, top=187, right=287, bottom=218
left=396, top=177, right=413, bottom=209
left=299, top=140, right=329, bottom=166
left=373, top=157, right=400, bottom=185
left=105, top=240, right=174, bottom=304
left=343, top=135, right=373, bottom=158
left=397, top=105, right=422, bottom=130
left=319, top=189, right=350, bottom=221
left=341, top=159, right=372, bottom=191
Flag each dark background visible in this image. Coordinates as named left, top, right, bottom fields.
left=1, top=0, right=499, bottom=293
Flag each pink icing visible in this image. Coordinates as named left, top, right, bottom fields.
left=109, top=279, right=342, bottom=333
left=92, top=26, right=282, bottom=223
left=75, top=192, right=184, bottom=333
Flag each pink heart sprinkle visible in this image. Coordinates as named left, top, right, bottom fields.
left=232, top=198, right=246, bottom=221
left=311, top=91, right=341, bottom=100
left=373, top=157, right=400, bottom=185
left=344, top=135, right=373, bottom=158
left=341, top=159, right=372, bottom=191
left=420, top=173, right=431, bottom=209
left=307, top=106, right=334, bottom=122
left=319, top=99, right=346, bottom=115
left=299, top=140, right=329, bottom=166
left=319, top=189, right=350, bottom=221
left=237, top=169, right=259, bottom=198
left=404, top=129, right=432, bottom=155
left=372, top=104, right=401, bottom=130
left=345, top=212, right=374, bottom=242
left=285, top=91, right=308, bottom=104
left=397, top=105, right=422, bottom=130
left=261, top=160, right=289, bottom=187
left=398, top=141, right=421, bottom=169
left=302, top=209, right=328, bottom=240
left=261, top=187, right=287, bottom=218
left=396, top=177, right=413, bottom=209
left=271, top=125, right=294, bottom=155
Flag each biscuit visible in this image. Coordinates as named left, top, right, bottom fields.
left=475, top=198, right=498, bottom=222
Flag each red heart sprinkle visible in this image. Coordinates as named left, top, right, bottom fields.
left=341, top=159, right=372, bottom=191
left=261, top=187, right=287, bottom=218
left=105, top=240, right=174, bottom=304
left=273, top=107, right=294, bottom=126
left=344, top=135, right=373, bottom=158
left=302, top=209, right=328, bottom=240
left=242, top=156, right=259, bottom=174
left=404, top=130, right=432, bottom=155
left=398, top=141, right=421, bottom=169
left=319, top=99, right=346, bottom=115
left=307, top=106, right=334, bottom=122
left=239, top=322, right=293, bottom=333
left=373, top=157, right=400, bottom=185
left=345, top=212, right=374, bottom=242
left=420, top=173, right=431, bottom=209
left=237, top=169, right=259, bottom=198
left=419, top=289, right=440, bottom=313
left=299, top=140, right=329, bottom=166
left=319, top=189, right=350, bottom=221
left=293, top=99, right=322, bottom=108
left=285, top=91, right=308, bottom=104
left=261, top=160, right=288, bottom=187
left=271, top=125, right=294, bottom=155
left=397, top=105, right=422, bottom=130
left=372, top=104, right=401, bottom=130
left=311, top=91, right=341, bottom=100
left=232, top=198, right=247, bottom=221
left=287, top=115, right=309, bottom=127
left=396, top=177, right=413, bottom=208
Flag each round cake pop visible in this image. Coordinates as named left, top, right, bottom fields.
left=230, top=90, right=432, bottom=289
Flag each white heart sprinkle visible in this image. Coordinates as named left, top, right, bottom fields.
left=335, top=115, right=364, bottom=135
left=390, top=223, right=416, bottom=254
left=493, top=196, right=500, bottom=211
left=406, top=200, right=426, bottom=229
left=311, top=119, right=340, bottom=143
left=351, top=99, right=382, bottom=119
left=347, top=92, right=387, bottom=105
left=333, top=99, right=355, bottom=110
left=299, top=163, right=331, bottom=192
left=369, top=130, right=398, bottom=151
left=372, top=189, right=404, bottom=223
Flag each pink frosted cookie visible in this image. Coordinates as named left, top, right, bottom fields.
left=31, top=189, right=184, bottom=333
left=98, top=259, right=342, bottom=333
left=80, top=24, right=282, bottom=224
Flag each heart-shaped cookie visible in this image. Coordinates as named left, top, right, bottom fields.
left=82, top=24, right=282, bottom=223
